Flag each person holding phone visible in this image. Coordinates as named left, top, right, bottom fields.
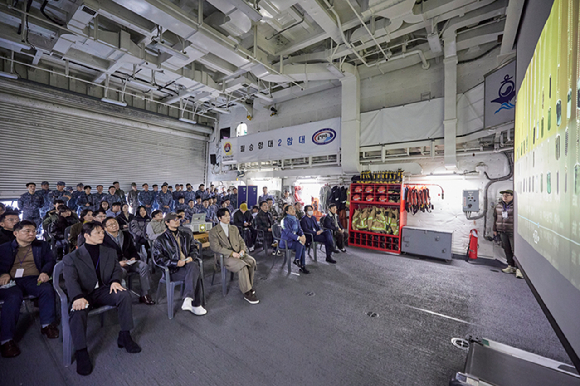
left=152, top=213, right=206, bottom=316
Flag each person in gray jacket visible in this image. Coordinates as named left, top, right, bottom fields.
left=146, top=210, right=166, bottom=241
left=493, top=190, right=520, bottom=278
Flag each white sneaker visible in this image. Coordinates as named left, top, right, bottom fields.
left=191, top=305, right=207, bottom=316
left=502, top=265, right=516, bottom=274
left=249, top=246, right=255, bottom=252
left=181, top=297, right=194, bottom=312
left=515, top=269, right=523, bottom=279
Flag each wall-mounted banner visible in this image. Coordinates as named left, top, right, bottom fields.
left=484, top=60, right=516, bottom=128
left=221, top=117, right=341, bottom=164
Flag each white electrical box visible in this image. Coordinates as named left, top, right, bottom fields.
left=463, top=190, right=479, bottom=212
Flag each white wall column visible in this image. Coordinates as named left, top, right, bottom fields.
left=340, top=64, right=361, bottom=173
left=443, top=37, right=458, bottom=169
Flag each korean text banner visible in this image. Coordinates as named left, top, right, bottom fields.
left=221, top=118, right=341, bottom=164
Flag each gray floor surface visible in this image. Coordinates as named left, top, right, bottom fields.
left=0, top=246, right=571, bottom=386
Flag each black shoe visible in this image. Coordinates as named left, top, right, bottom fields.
left=244, top=291, right=260, bottom=304
left=340, top=248, right=346, bottom=253
left=300, top=266, right=310, bottom=274
left=0, top=340, right=20, bottom=358
left=332, top=249, right=340, bottom=253
left=117, top=331, right=142, bottom=353
left=75, top=349, right=93, bottom=375
left=293, top=259, right=302, bottom=267
left=139, top=294, right=156, bottom=305
left=326, top=257, right=337, bottom=264
left=41, top=323, right=60, bottom=339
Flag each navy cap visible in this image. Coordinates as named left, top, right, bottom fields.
left=57, top=181, right=65, bottom=186
left=41, top=181, right=49, bottom=185
left=77, top=183, right=84, bottom=187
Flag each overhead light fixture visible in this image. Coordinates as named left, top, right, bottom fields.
left=101, top=97, right=127, bottom=107
left=254, top=93, right=274, bottom=103
left=150, top=40, right=189, bottom=61
left=0, top=71, right=18, bottom=79
left=258, top=8, right=273, bottom=19
left=179, top=117, right=197, bottom=124
left=212, top=106, right=230, bottom=114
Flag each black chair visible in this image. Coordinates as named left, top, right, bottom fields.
left=53, top=261, right=116, bottom=367
left=271, top=223, right=293, bottom=274
left=211, top=253, right=235, bottom=297
left=304, top=233, right=318, bottom=261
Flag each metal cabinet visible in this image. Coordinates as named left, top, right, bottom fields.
left=401, top=226, right=453, bottom=261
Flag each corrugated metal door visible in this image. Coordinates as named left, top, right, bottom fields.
left=0, top=101, right=207, bottom=199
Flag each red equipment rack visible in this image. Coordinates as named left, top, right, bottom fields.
left=348, top=183, right=406, bottom=254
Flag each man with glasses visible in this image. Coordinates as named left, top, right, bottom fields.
left=494, top=189, right=520, bottom=278
left=102, top=217, right=155, bottom=305
left=0, top=211, right=21, bottom=245
left=0, top=220, right=57, bottom=358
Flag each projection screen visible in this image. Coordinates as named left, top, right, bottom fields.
left=514, top=0, right=580, bottom=370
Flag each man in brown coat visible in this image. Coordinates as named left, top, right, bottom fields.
left=209, top=208, right=259, bottom=304
left=493, top=189, right=521, bottom=278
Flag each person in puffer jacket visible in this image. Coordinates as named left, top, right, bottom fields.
left=493, top=189, right=520, bottom=278
left=280, top=205, right=309, bottom=274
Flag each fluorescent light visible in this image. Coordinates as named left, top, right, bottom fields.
left=259, top=8, right=273, bottom=19
left=0, top=71, right=18, bottom=79
left=179, top=117, right=197, bottom=124
left=101, top=97, right=127, bottom=107
left=150, top=41, right=189, bottom=61
left=212, top=106, right=230, bottom=114
left=254, top=93, right=274, bottom=103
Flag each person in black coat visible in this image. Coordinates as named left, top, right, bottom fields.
left=63, top=221, right=141, bottom=375
left=300, top=206, right=336, bottom=264
left=322, top=203, right=348, bottom=252
left=102, top=217, right=154, bottom=305
left=233, top=203, right=256, bottom=251
left=0, top=221, right=58, bottom=358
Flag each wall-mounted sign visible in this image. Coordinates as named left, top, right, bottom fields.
left=221, top=117, right=341, bottom=164
left=484, top=60, right=516, bottom=128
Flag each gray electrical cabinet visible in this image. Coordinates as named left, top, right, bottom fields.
left=401, top=226, right=453, bottom=261
left=463, top=190, right=480, bottom=212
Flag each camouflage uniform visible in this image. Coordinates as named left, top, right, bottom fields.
left=48, top=189, right=71, bottom=206
left=77, top=193, right=97, bottom=212
left=156, top=191, right=174, bottom=214
left=18, top=191, right=44, bottom=227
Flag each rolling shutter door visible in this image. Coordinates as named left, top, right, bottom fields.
left=0, top=90, right=208, bottom=199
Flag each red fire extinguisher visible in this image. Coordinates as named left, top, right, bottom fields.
left=467, top=229, right=478, bottom=260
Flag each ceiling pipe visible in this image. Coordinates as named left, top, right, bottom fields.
left=344, top=0, right=395, bottom=65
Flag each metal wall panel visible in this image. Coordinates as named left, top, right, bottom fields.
left=0, top=101, right=207, bottom=199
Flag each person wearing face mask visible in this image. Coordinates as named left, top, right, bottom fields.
left=280, top=205, right=309, bottom=274
left=300, top=205, right=336, bottom=264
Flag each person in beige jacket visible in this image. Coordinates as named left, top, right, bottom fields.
left=209, top=208, right=259, bottom=304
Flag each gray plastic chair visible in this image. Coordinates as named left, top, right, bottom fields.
left=52, top=261, right=116, bottom=367
left=304, top=233, right=318, bottom=261
left=271, top=223, right=293, bottom=274
left=211, top=253, right=235, bottom=297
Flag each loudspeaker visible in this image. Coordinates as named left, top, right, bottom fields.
left=210, top=154, right=217, bottom=165
left=219, top=128, right=230, bottom=140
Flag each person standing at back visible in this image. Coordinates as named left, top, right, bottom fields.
left=127, top=183, right=139, bottom=215
left=18, top=182, right=44, bottom=230
left=494, top=190, right=521, bottom=279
